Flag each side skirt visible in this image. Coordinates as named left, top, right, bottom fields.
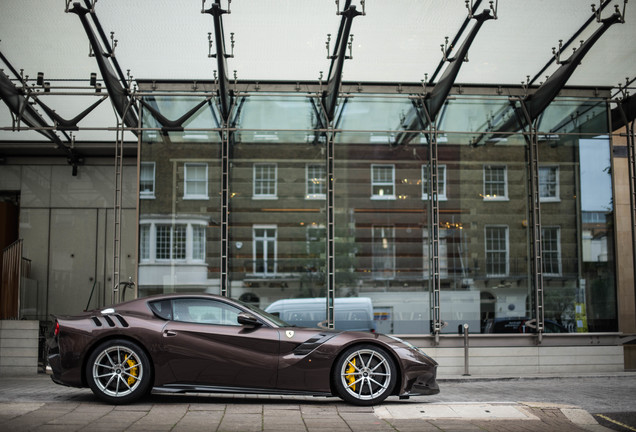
left=153, top=384, right=333, bottom=397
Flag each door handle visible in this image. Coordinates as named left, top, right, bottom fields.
left=163, top=330, right=177, bottom=337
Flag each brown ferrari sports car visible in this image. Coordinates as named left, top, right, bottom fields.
left=47, top=293, right=439, bottom=406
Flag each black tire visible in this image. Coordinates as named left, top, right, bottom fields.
left=333, top=344, right=397, bottom=406
left=85, top=339, right=152, bottom=404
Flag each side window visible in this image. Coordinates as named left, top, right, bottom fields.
left=172, top=298, right=242, bottom=326
left=149, top=299, right=172, bottom=320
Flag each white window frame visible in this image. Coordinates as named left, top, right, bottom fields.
left=485, top=225, right=509, bottom=277
left=542, top=226, right=562, bottom=276
left=371, top=164, right=396, bottom=200
left=140, top=162, right=156, bottom=199
left=184, top=163, right=209, bottom=200
left=483, top=165, right=508, bottom=201
left=305, top=163, right=326, bottom=200
left=138, top=219, right=206, bottom=264
left=372, top=225, right=395, bottom=279
left=253, top=163, right=278, bottom=199
left=252, top=224, right=278, bottom=276
left=191, top=224, right=206, bottom=262
left=156, top=224, right=187, bottom=261
left=139, top=224, right=151, bottom=261
left=539, top=165, right=560, bottom=202
left=421, top=164, right=447, bottom=200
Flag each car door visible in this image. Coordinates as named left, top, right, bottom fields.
left=158, top=298, right=280, bottom=389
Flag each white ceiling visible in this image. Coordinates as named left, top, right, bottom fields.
left=1, top=0, right=635, bottom=87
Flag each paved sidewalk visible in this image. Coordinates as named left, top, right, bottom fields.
left=0, top=374, right=622, bottom=432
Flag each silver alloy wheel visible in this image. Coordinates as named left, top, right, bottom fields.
left=92, top=345, right=144, bottom=398
left=339, top=348, right=392, bottom=401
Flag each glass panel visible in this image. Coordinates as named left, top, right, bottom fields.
left=229, top=135, right=327, bottom=316
left=540, top=136, right=616, bottom=333
left=141, top=95, right=222, bottom=144
left=537, top=97, right=609, bottom=136
left=138, top=98, right=221, bottom=296
left=236, top=95, right=315, bottom=143
left=444, top=138, right=530, bottom=334
left=335, top=135, right=430, bottom=334
left=335, top=95, right=415, bottom=145
left=136, top=90, right=616, bottom=335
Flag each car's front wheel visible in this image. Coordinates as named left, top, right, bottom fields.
left=86, top=339, right=152, bottom=404
left=333, top=344, right=397, bottom=406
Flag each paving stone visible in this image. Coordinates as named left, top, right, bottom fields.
left=0, top=374, right=631, bottom=431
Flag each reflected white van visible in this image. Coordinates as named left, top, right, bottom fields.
left=265, top=297, right=376, bottom=332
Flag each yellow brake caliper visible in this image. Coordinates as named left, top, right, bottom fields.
left=125, top=355, right=139, bottom=386
left=345, top=358, right=356, bottom=391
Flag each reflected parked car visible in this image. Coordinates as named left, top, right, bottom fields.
left=47, top=293, right=439, bottom=406
left=484, top=317, right=569, bottom=333
left=265, top=297, right=375, bottom=332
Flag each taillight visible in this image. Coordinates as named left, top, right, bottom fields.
left=54, top=321, right=60, bottom=337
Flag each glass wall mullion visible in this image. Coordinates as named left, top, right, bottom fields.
left=425, top=107, right=442, bottom=342
left=326, top=130, right=335, bottom=329
left=221, top=129, right=230, bottom=297
left=521, top=101, right=545, bottom=338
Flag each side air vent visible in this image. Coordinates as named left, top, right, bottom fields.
left=114, top=314, right=129, bottom=328
left=92, top=314, right=129, bottom=328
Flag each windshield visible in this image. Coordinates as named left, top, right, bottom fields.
left=238, top=300, right=292, bottom=328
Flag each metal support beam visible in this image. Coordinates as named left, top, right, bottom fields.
left=326, top=129, right=335, bottom=329
left=68, top=2, right=139, bottom=130
left=395, top=4, right=495, bottom=146
left=0, top=69, right=63, bottom=146
left=220, top=128, right=231, bottom=297
left=516, top=100, right=545, bottom=342
left=612, top=93, right=636, bottom=132
left=139, top=96, right=213, bottom=134
left=203, top=1, right=233, bottom=123
left=0, top=59, right=83, bottom=174
left=420, top=103, right=443, bottom=344
left=111, top=93, right=138, bottom=305
left=35, top=95, right=107, bottom=131
left=491, top=8, right=624, bottom=137
left=322, top=2, right=361, bottom=123
left=428, top=0, right=483, bottom=83
left=528, top=0, right=613, bottom=86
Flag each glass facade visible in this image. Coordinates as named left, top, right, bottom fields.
left=137, top=87, right=616, bottom=335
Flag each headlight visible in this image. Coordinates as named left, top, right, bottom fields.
left=387, top=335, right=425, bottom=354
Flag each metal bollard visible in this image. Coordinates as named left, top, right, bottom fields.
left=462, top=323, right=470, bottom=376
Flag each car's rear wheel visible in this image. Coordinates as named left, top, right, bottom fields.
left=333, top=344, right=397, bottom=406
left=86, top=339, right=152, bottom=404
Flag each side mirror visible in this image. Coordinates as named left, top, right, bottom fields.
left=237, top=312, right=262, bottom=327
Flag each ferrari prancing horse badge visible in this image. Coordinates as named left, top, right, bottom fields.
left=286, top=330, right=294, bottom=338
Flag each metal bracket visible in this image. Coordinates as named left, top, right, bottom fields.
left=66, top=0, right=96, bottom=13
left=336, top=0, right=365, bottom=16
left=202, top=0, right=231, bottom=14
left=326, top=33, right=354, bottom=60
left=593, top=0, right=627, bottom=23
left=208, top=31, right=235, bottom=58
left=616, top=76, right=632, bottom=99
left=466, top=0, right=497, bottom=19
